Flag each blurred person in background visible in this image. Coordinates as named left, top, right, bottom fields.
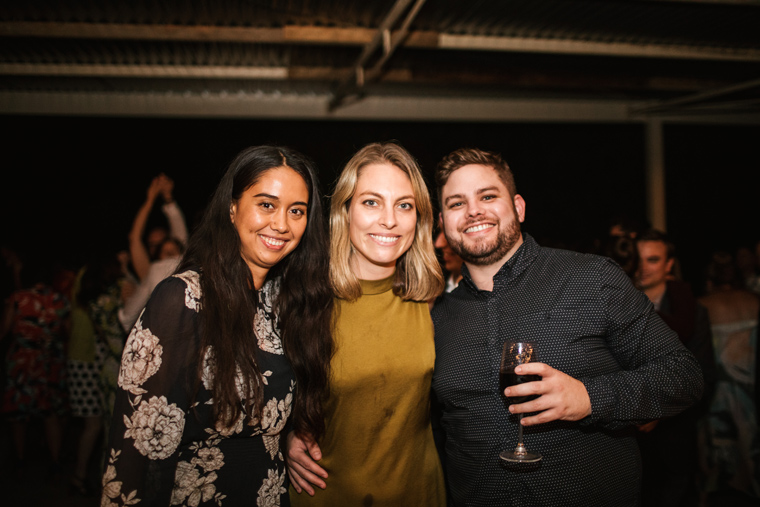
left=736, top=242, right=760, bottom=296
left=1, top=253, right=70, bottom=480
left=434, top=219, right=463, bottom=293
left=699, top=251, right=760, bottom=506
left=118, top=174, right=186, bottom=332
left=634, top=229, right=716, bottom=507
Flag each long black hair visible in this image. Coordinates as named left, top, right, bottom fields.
left=178, top=145, right=333, bottom=438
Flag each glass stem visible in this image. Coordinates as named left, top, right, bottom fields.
left=514, top=414, right=527, bottom=456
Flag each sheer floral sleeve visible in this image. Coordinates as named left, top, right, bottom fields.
left=102, top=271, right=202, bottom=507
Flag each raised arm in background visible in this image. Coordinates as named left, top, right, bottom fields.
left=159, top=175, right=188, bottom=247
left=128, top=177, right=163, bottom=281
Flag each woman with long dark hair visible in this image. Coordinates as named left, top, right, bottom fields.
left=102, top=146, right=333, bottom=507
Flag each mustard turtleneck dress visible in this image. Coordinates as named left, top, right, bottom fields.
left=290, top=275, right=446, bottom=506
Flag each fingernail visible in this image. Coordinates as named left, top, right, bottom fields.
left=515, top=366, right=522, bottom=373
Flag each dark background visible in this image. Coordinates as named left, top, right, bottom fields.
left=2, top=115, right=758, bottom=296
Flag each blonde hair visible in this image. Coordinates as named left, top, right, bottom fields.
left=330, top=142, right=444, bottom=301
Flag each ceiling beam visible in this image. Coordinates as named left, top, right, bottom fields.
left=0, top=22, right=285, bottom=43
left=2, top=21, right=758, bottom=62
left=329, top=0, right=428, bottom=110
left=3, top=89, right=759, bottom=124
left=0, top=63, right=290, bottom=79
left=629, top=76, right=760, bottom=114
left=0, top=61, right=736, bottom=97
left=437, top=34, right=760, bottom=62
left=283, top=25, right=439, bottom=47
left=636, top=0, right=760, bottom=5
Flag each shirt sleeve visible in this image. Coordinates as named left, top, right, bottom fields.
left=102, top=276, right=197, bottom=507
left=580, top=259, right=704, bottom=430
left=162, top=201, right=188, bottom=246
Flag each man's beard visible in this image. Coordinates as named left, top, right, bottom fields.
left=448, top=217, right=521, bottom=267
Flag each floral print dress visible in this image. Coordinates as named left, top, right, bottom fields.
left=2, top=283, right=69, bottom=420
left=102, top=270, right=294, bottom=507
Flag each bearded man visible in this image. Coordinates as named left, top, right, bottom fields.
left=430, top=147, right=704, bottom=507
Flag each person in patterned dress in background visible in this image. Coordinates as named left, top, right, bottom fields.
left=101, top=145, right=333, bottom=507
left=89, top=252, right=129, bottom=437
left=1, top=254, right=70, bottom=478
left=66, top=251, right=129, bottom=496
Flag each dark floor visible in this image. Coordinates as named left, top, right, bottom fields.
left=1, top=418, right=101, bottom=507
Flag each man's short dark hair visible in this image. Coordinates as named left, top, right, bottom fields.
left=637, top=229, right=676, bottom=260
left=435, top=148, right=517, bottom=208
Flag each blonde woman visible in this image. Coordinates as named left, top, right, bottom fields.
left=287, top=142, right=446, bottom=506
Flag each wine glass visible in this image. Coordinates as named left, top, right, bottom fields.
left=499, top=341, right=542, bottom=463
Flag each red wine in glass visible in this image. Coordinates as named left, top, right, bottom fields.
left=499, top=371, right=541, bottom=404
left=499, top=341, right=542, bottom=463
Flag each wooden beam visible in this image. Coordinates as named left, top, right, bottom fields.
left=3, top=21, right=758, bottom=62
left=438, top=34, right=760, bottom=62
left=637, top=0, right=760, bottom=5
left=0, top=62, right=417, bottom=83
left=0, top=22, right=283, bottom=43
left=0, top=63, right=289, bottom=79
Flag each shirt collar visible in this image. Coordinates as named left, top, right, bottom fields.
left=459, top=233, right=540, bottom=292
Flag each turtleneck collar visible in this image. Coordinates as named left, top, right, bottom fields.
left=359, top=274, right=394, bottom=295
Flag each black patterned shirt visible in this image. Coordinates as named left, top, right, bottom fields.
left=431, top=234, right=703, bottom=507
